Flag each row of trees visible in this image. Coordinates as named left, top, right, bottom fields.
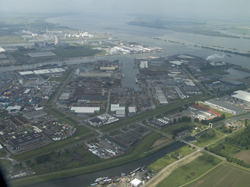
left=225, top=126, right=250, bottom=149
left=173, top=125, right=194, bottom=136
left=226, top=156, right=250, bottom=168
left=201, top=114, right=225, bottom=125
left=200, top=129, right=216, bottom=139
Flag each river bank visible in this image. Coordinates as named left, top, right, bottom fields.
left=10, top=140, right=186, bottom=187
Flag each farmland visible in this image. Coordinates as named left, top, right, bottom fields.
left=184, top=163, right=250, bottom=187
left=233, top=150, right=250, bottom=164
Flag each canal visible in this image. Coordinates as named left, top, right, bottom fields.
left=27, top=141, right=186, bottom=187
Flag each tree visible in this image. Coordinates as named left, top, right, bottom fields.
left=172, top=135, right=176, bottom=140
left=206, top=155, right=214, bottom=162
left=194, top=118, right=199, bottom=123
left=245, top=119, right=248, bottom=126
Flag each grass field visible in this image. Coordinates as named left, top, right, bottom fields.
left=234, top=67, right=250, bottom=73
left=0, top=149, right=7, bottom=157
left=195, top=130, right=225, bottom=147
left=233, top=150, right=250, bottom=164
left=151, top=137, right=171, bottom=148
left=148, top=145, right=196, bottom=172
left=0, top=160, right=12, bottom=169
left=184, top=163, right=250, bottom=187
left=156, top=154, right=222, bottom=187
left=0, top=34, right=26, bottom=44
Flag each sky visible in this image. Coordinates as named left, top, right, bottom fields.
left=1, top=0, right=250, bottom=20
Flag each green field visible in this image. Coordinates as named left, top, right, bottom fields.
left=184, top=163, right=250, bottom=187
left=0, top=159, right=12, bottom=169
left=0, top=149, right=7, bottom=157
left=156, top=154, right=222, bottom=187
left=195, top=130, right=225, bottom=147
left=0, top=34, right=26, bottom=44
left=234, top=67, right=250, bottom=73
left=148, top=145, right=196, bottom=172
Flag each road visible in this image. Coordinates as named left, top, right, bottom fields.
left=182, top=66, right=215, bottom=96
left=143, top=150, right=202, bottom=187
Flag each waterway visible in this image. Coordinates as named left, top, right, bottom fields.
left=27, top=141, right=186, bottom=187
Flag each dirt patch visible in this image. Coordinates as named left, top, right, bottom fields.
left=151, top=137, right=171, bottom=149
left=144, top=151, right=203, bottom=187
left=233, top=150, right=250, bottom=164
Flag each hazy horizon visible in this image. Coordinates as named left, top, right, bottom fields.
left=1, top=0, right=250, bottom=21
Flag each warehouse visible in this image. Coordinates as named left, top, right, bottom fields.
left=70, top=106, right=100, bottom=114
left=128, top=106, right=136, bottom=115
left=220, top=78, right=245, bottom=86
left=205, top=98, right=245, bottom=114
left=232, top=90, right=250, bottom=104
left=59, top=93, right=71, bottom=101
left=110, top=104, right=125, bottom=117
left=23, top=110, right=47, bottom=120
left=9, top=133, right=44, bottom=150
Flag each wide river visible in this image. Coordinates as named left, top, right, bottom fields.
left=7, top=12, right=250, bottom=186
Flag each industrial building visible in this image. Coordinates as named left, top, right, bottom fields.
left=139, top=61, right=148, bottom=69
left=232, top=90, right=250, bottom=104
left=28, top=52, right=56, bottom=58
left=70, top=106, right=100, bottom=114
left=100, top=66, right=117, bottom=71
left=128, top=106, right=136, bottom=115
left=23, top=110, right=47, bottom=120
left=9, top=133, right=44, bottom=150
left=5, top=105, right=22, bottom=113
left=205, top=98, right=245, bottom=115
left=155, top=87, right=168, bottom=104
left=59, top=93, right=71, bottom=101
left=19, top=68, right=65, bottom=75
left=79, top=72, right=112, bottom=78
left=220, top=78, right=245, bottom=86
left=110, top=104, right=126, bottom=117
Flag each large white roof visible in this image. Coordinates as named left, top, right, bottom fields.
left=111, top=104, right=125, bottom=112
left=19, top=68, right=65, bottom=75
left=19, top=71, right=34, bottom=75
left=71, top=107, right=100, bottom=114
left=128, top=106, right=136, bottom=113
left=131, top=178, right=141, bottom=186
left=232, top=90, right=250, bottom=102
left=6, top=105, right=21, bottom=111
